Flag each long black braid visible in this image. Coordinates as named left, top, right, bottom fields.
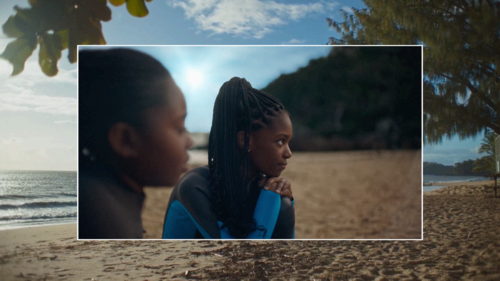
left=208, top=77, right=286, bottom=238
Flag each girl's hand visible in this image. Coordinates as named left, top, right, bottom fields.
left=260, top=177, right=292, bottom=200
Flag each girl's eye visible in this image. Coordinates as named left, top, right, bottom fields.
left=278, top=139, right=284, bottom=145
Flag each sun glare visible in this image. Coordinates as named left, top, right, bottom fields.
left=185, top=68, right=204, bottom=89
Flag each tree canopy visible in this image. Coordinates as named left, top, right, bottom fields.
left=472, top=131, right=498, bottom=174
left=1, top=0, right=153, bottom=77
left=327, top=0, right=500, bottom=144
left=261, top=46, right=421, bottom=151
left=423, top=160, right=484, bottom=176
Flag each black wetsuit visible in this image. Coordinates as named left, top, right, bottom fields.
left=162, top=166, right=295, bottom=239
left=78, top=163, right=145, bottom=239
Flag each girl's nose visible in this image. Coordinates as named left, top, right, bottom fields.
left=284, top=145, right=292, bottom=159
left=186, top=132, right=195, bottom=149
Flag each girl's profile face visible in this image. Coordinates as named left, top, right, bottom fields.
left=135, top=78, right=194, bottom=186
left=249, top=112, right=293, bottom=178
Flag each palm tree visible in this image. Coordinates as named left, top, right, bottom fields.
left=472, top=131, right=498, bottom=175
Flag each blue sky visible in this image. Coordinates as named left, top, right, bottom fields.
left=79, top=45, right=332, bottom=133
left=0, top=0, right=483, bottom=170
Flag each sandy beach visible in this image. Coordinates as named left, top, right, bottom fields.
left=1, top=179, right=499, bottom=279
left=144, top=150, right=422, bottom=239
left=3, top=150, right=499, bottom=280
left=0, top=223, right=226, bottom=280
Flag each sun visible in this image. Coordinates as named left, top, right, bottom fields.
left=185, top=68, right=204, bottom=89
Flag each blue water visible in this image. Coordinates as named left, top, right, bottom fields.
left=423, top=175, right=488, bottom=192
left=0, top=170, right=77, bottom=230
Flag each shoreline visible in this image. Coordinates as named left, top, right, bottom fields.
left=423, top=179, right=495, bottom=192
left=0, top=221, right=76, bottom=232
left=1, top=179, right=490, bottom=233
left=1, top=181, right=499, bottom=280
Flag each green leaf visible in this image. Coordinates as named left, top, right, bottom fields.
left=57, top=29, right=69, bottom=50
left=126, top=0, right=148, bottom=17
left=36, top=0, right=72, bottom=33
left=0, top=36, right=37, bottom=76
left=82, top=18, right=106, bottom=45
left=10, top=6, right=41, bottom=36
left=67, top=8, right=106, bottom=63
left=109, top=0, right=126, bottom=7
left=39, top=33, right=63, bottom=76
left=2, top=16, right=24, bottom=38
left=86, top=0, right=112, bottom=22
left=68, top=44, right=77, bottom=64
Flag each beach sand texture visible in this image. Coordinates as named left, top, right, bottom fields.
left=2, top=151, right=500, bottom=280
left=1, top=184, right=499, bottom=279
left=143, top=150, right=422, bottom=239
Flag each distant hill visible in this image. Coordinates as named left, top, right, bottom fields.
left=261, top=47, right=422, bottom=151
left=423, top=162, right=455, bottom=175
left=423, top=161, right=487, bottom=176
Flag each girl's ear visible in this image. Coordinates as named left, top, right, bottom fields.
left=108, top=122, right=141, bottom=159
left=237, top=130, right=255, bottom=151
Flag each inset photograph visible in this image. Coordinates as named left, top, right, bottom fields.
left=77, top=46, right=422, bottom=239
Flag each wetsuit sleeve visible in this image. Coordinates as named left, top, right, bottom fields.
left=271, top=196, right=295, bottom=239
left=162, top=167, right=221, bottom=239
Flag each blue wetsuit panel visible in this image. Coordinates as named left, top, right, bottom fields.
left=162, top=166, right=295, bottom=239
left=219, top=189, right=281, bottom=239
left=162, top=200, right=212, bottom=239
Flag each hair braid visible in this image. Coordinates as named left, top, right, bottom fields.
left=209, top=77, right=286, bottom=238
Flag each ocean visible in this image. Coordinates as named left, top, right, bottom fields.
left=0, top=170, right=77, bottom=230
left=423, top=175, right=488, bottom=192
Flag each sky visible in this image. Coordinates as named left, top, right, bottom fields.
left=0, top=0, right=484, bottom=170
left=79, top=45, right=332, bottom=133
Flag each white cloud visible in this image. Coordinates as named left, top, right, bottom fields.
left=54, top=119, right=76, bottom=125
left=0, top=137, right=23, bottom=144
left=0, top=88, right=76, bottom=116
left=1, top=60, right=77, bottom=85
left=471, top=145, right=481, bottom=154
left=0, top=144, right=77, bottom=171
left=0, top=60, right=77, bottom=116
left=283, top=38, right=305, bottom=44
left=342, top=6, right=354, bottom=14
left=169, top=0, right=338, bottom=38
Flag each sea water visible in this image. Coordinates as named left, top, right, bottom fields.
left=0, top=170, right=76, bottom=230
left=423, top=175, right=487, bottom=192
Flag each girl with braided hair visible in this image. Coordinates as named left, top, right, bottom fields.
left=78, top=48, right=194, bottom=238
left=163, top=77, right=295, bottom=239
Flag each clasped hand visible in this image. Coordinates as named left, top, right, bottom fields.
left=259, top=177, right=292, bottom=200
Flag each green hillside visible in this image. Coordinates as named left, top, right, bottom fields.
left=261, top=47, right=421, bottom=151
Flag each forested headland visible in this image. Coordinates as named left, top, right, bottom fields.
left=424, top=160, right=491, bottom=176
left=262, top=47, right=421, bottom=151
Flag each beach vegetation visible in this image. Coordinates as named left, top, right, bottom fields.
left=424, top=160, right=487, bottom=176
left=262, top=46, right=421, bottom=151
left=0, top=0, right=153, bottom=76
left=327, top=0, right=500, bottom=144
left=472, top=131, right=498, bottom=175
left=423, top=162, right=455, bottom=176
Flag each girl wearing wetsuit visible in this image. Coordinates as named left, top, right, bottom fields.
left=78, top=48, right=193, bottom=239
left=162, top=77, right=294, bottom=239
